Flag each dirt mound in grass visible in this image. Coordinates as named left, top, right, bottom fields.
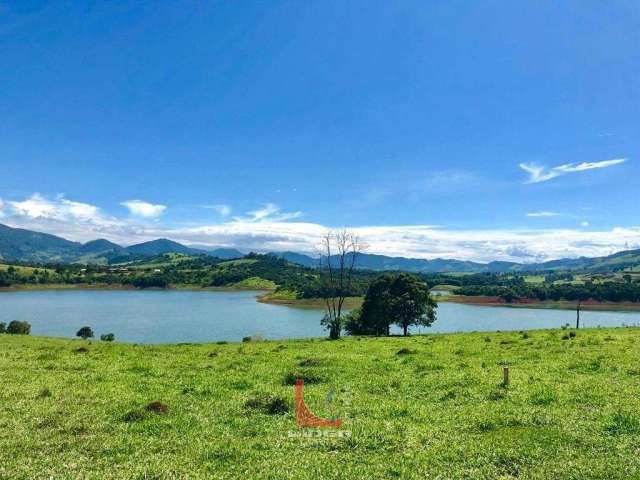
left=146, top=401, right=169, bottom=415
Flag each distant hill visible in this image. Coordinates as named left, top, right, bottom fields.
left=515, top=249, right=640, bottom=273
left=124, top=239, right=204, bottom=256
left=0, top=224, right=246, bottom=264
left=269, top=251, right=488, bottom=273
left=74, top=239, right=127, bottom=265
left=0, top=225, right=208, bottom=264
left=1, top=222, right=639, bottom=273
left=269, top=249, right=640, bottom=274
left=189, top=245, right=244, bottom=260
left=268, top=251, right=318, bottom=267
left=77, top=239, right=125, bottom=255
left=0, top=223, right=80, bottom=263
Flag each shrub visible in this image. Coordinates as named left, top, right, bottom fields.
left=7, top=320, right=31, bottom=335
left=283, top=371, right=324, bottom=385
left=100, top=333, right=115, bottom=342
left=298, top=358, right=323, bottom=367
left=0, top=322, right=6, bottom=334
left=488, top=389, right=506, bottom=401
left=397, top=348, right=416, bottom=355
left=76, top=326, right=94, bottom=340
left=132, top=276, right=168, bottom=289
left=37, top=387, right=52, bottom=399
left=242, top=335, right=265, bottom=343
left=122, top=410, right=145, bottom=423
left=605, top=411, right=640, bottom=435
left=244, top=394, right=289, bottom=415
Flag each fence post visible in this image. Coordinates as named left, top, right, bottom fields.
left=503, top=366, right=509, bottom=387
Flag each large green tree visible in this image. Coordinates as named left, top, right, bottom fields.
left=351, top=273, right=437, bottom=336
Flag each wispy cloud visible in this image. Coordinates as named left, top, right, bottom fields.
left=121, top=200, right=166, bottom=218
left=520, top=158, right=627, bottom=183
left=526, top=211, right=562, bottom=217
left=0, top=198, right=5, bottom=218
left=234, top=203, right=302, bottom=223
left=203, top=204, right=231, bottom=216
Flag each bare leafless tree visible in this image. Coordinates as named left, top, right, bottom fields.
left=318, top=230, right=364, bottom=340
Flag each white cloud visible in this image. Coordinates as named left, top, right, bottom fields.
left=157, top=223, right=640, bottom=263
left=520, top=158, right=627, bottom=183
left=526, top=211, right=562, bottom=217
left=203, top=204, right=231, bottom=216
left=121, top=200, right=166, bottom=218
left=0, top=198, right=5, bottom=218
left=3, top=194, right=640, bottom=263
left=9, top=194, right=100, bottom=222
left=234, top=203, right=302, bottom=222
left=581, top=221, right=590, bottom=227
left=3, top=194, right=124, bottom=242
left=10, top=193, right=58, bottom=219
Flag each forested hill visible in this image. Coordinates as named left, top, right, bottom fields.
left=2, top=252, right=640, bottom=304
left=0, top=252, right=373, bottom=297
left=0, top=224, right=243, bottom=264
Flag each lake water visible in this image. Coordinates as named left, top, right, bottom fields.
left=1, top=290, right=640, bottom=344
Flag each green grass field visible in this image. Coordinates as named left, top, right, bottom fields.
left=0, top=264, right=55, bottom=275
left=2, top=328, right=640, bottom=479
left=523, top=275, right=546, bottom=284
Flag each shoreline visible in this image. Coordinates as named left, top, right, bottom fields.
left=8, top=324, right=640, bottom=346
left=0, top=283, right=272, bottom=293
left=437, top=294, right=640, bottom=312
left=258, top=293, right=640, bottom=312
left=2, top=284, right=639, bottom=312
left=256, top=294, right=364, bottom=309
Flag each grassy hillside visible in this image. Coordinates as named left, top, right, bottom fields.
left=0, top=223, right=80, bottom=263
left=2, top=329, right=640, bottom=478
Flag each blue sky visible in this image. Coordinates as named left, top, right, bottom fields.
left=0, top=1, right=638, bottom=261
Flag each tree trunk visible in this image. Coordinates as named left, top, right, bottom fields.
left=403, top=324, right=408, bottom=336
left=576, top=301, right=581, bottom=329
left=329, top=322, right=341, bottom=340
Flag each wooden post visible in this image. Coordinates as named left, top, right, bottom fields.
left=503, top=366, right=509, bottom=387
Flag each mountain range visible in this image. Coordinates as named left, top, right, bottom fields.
left=0, top=224, right=243, bottom=264
left=267, top=250, right=640, bottom=274
left=1, top=222, right=639, bottom=273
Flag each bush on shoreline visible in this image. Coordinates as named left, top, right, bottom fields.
left=6, top=320, right=31, bottom=335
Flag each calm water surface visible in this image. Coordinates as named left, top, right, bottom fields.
left=1, top=290, right=639, bottom=344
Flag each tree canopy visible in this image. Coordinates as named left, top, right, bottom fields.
left=346, top=273, right=437, bottom=336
